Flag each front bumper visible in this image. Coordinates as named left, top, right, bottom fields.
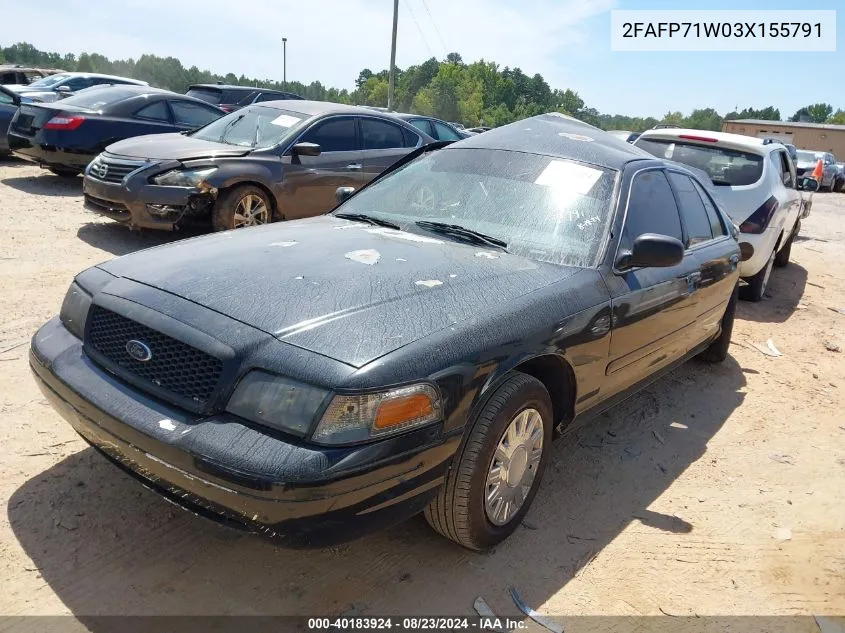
left=83, top=172, right=214, bottom=230
left=30, top=317, right=456, bottom=547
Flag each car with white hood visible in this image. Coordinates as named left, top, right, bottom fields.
left=634, top=129, right=818, bottom=301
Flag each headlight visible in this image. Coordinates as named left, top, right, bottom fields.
left=59, top=282, right=92, bottom=340
left=152, top=167, right=217, bottom=187
left=226, top=370, right=331, bottom=436
left=312, top=384, right=441, bottom=445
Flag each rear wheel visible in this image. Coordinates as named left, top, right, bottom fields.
left=424, top=372, right=553, bottom=551
left=740, top=245, right=775, bottom=302
left=47, top=166, right=81, bottom=178
left=698, top=285, right=738, bottom=363
left=212, top=185, right=273, bottom=231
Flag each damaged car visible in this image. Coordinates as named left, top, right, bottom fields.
left=82, top=101, right=434, bottom=231
left=33, top=113, right=741, bottom=550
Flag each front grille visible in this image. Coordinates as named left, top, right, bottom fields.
left=86, top=306, right=223, bottom=408
left=88, top=156, right=148, bottom=184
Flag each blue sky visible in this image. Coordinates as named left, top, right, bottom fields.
left=2, top=0, right=841, bottom=119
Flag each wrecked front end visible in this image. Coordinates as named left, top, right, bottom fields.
left=83, top=153, right=219, bottom=230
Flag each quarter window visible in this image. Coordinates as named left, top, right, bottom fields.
left=668, top=172, right=713, bottom=246
left=300, top=117, right=359, bottom=152
left=621, top=170, right=683, bottom=251
left=361, top=118, right=406, bottom=150
left=134, top=101, right=170, bottom=122
left=170, top=100, right=221, bottom=127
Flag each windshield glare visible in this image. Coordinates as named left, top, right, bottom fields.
left=333, top=148, right=616, bottom=267
left=60, top=87, right=139, bottom=109
left=190, top=105, right=306, bottom=148
left=636, top=137, right=763, bottom=186
left=28, top=73, right=70, bottom=88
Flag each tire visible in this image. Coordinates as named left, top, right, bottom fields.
left=424, top=372, right=553, bottom=551
left=211, top=185, right=273, bottom=232
left=827, top=175, right=836, bottom=192
left=740, top=245, right=776, bottom=302
left=47, top=167, right=81, bottom=178
left=774, top=221, right=798, bottom=268
left=698, top=284, right=738, bottom=363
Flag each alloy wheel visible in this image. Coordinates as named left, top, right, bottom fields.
left=233, top=194, right=270, bottom=228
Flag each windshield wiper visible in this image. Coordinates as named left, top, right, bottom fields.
left=415, top=221, right=508, bottom=251
left=218, top=112, right=247, bottom=143
left=334, top=213, right=400, bottom=230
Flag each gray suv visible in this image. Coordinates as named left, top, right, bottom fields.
left=82, top=101, right=435, bottom=231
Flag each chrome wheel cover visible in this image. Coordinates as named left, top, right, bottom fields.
left=485, top=408, right=544, bottom=526
left=233, top=194, right=270, bottom=228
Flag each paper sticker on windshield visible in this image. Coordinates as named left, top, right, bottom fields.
left=535, top=160, right=602, bottom=194
left=270, top=114, right=300, bottom=128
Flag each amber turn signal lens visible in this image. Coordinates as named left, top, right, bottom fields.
left=374, top=393, right=434, bottom=429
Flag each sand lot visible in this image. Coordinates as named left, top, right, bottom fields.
left=0, top=159, right=843, bottom=626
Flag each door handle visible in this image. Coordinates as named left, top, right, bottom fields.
left=346, top=163, right=362, bottom=170
left=685, top=271, right=702, bottom=289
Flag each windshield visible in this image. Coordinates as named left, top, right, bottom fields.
left=190, top=105, right=307, bottom=148
left=333, top=148, right=617, bottom=267
left=60, top=87, right=140, bottom=109
left=635, top=137, right=763, bottom=186
left=26, top=73, right=71, bottom=88
left=796, top=151, right=821, bottom=162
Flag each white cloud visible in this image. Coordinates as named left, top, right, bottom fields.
left=5, top=0, right=615, bottom=90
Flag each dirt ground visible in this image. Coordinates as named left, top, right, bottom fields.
left=0, top=158, right=843, bottom=625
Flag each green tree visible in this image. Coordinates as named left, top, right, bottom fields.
left=684, top=107, right=723, bottom=131
left=828, top=109, right=845, bottom=125
left=790, top=103, right=833, bottom=123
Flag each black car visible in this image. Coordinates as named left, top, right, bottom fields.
left=391, top=113, right=471, bottom=140
left=8, top=86, right=225, bottom=176
left=83, top=100, right=434, bottom=230
left=32, top=114, right=740, bottom=550
left=186, top=84, right=304, bottom=112
left=0, top=85, right=21, bottom=154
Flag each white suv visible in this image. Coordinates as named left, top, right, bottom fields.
left=634, top=129, right=817, bottom=301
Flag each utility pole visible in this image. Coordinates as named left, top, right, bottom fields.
left=282, top=37, right=287, bottom=89
left=387, top=0, right=398, bottom=111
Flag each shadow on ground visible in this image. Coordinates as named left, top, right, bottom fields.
left=76, top=223, right=198, bottom=256
left=1, top=172, right=82, bottom=197
left=9, top=357, right=746, bottom=619
left=737, top=262, right=808, bottom=325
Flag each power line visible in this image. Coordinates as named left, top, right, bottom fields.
left=419, top=0, right=448, bottom=56
left=403, top=0, right=435, bottom=58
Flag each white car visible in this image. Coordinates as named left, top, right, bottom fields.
left=634, top=129, right=817, bottom=301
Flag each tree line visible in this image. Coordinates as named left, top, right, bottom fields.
left=2, top=42, right=843, bottom=130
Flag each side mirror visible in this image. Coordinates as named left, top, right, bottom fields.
left=336, top=186, right=356, bottom=204
left=617, top=233, right=685, bottom=270
left=798, top=176, right=820, bottom=192
left=290, top=142, right=321, bottom=157
left=56, top=85, right=72, bottom=93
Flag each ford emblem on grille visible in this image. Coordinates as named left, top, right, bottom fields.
left=92, top=161, right=109, bottom=180
left=125, top=339, right=153, bottom=362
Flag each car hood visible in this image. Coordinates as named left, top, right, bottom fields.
left=98, top=216, right=581, bottom=367
left=105, top=133, right=251, bottom=161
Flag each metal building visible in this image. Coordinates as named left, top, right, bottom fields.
left=721, top=119, right=845, bottom=157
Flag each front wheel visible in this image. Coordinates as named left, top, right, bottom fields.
left=212, top=185, right=273, bottom=231
left=424, top=372, right=553, bottom=551
left=740, top=245, right=775, bottom=302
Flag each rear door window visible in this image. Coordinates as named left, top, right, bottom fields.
left=170, top=100, right=222, bottom=127
left=409, top=119, right=433, bottom=137
left=360, top=117, right=407, bottom=149
left=635, top=137, right=764, bottom=187
left=621, top=170, right=683, bottom=252
left=254, top=92, right=286, bottom=103
left=300, top=116, right=359, bottom=152
left=63, top=76, right=95, bottom=91
left=668, top=172, right=713, bottom=246
left=692, top=179, right=727, bottom=237
left=134, top=101, right=171, bottom=122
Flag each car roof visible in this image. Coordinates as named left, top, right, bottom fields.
left=638, top=128, right=775, bottom=154
left=189, top=84, right=289, bottom=92
left=252, top=99, right=396, bottom=117
left=48, top=71, right=147, bottom=84
left=68, top=85, right=222, bottom=107
left=0, top=64, right=63, bottom=73
left=449, top=112, right=654, bottom=170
